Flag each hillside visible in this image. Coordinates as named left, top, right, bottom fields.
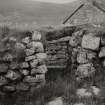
left=0, top=0, right=105, bottom=29
left=0, top=0, right=82, bottom=28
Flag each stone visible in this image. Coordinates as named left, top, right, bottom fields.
left=27, top=42, right=44, bottom=53
left=76, top=88, right=92, bottom=98
left=31, top=65, right=47, bottom=74
left=77, top=51, right=88, bottom=64
left=74, top=103, right=85, bottom=105
left=69, top=34, right=82, bottom=47
left=3, top=53, right=13, bottom=61
left=36, top=74, right=45, bottom=81
left=23, top=76, right=38, bottom=83
left=46, top=97, right=63, bottom=105
left=22, top=37, right=30, bottom=44
left=10, top=62, right=19, bottom=70
left=25, top=55, right=36, bottom=61
left=15, top=42, right=26, bottom=49
left=102, top=59, right=105, bottom=67
left=101, top=35, right=105, bottom=45
left=19, top=62, right=29, bottom=69
left=25, top=49, right=35, bottom=56
left=3, top=85, right=16, bottom=92
left=0, top=64, right=8, bottom=73
left=16, top=83, right=29, bottom=91
left=9, top=37, right=17, bottom=42
left=99, top=47, right=105, bottom=58
left=0, top=76, right=8, bottom=86
left=36, top=53, right=47, bottom=62
left=23, top=75, right=45, bottom=83
left=77, top=50, right=96, bottom=64
left=30, top=59, right=39, bottom=68
left=82, top=34, right=100, bottom=50
left=5, top=70, right=21, bottom=80
left=20, top=69, right=29, bottom=76
left=76, top=63, right=95, bottom=78
left=91, top=86, right=100, bottom=96
left=32, top=31, right=42, bottom=41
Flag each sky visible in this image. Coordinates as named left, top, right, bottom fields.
left=31, top=0, right=77, bottom=4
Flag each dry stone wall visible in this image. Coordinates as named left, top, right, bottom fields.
left=0, top=30, right=47, bottom=94
left=69, top=29, right=105, bottom=82
left=45, top=26, right=105, bottom=85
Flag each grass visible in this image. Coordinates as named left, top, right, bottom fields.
left=0, top=26, right=105, bottom=105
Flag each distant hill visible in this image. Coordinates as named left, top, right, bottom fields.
left=0, top=0, right=105, bottom=29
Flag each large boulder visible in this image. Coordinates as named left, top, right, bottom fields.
left=82, top=33, right=100, bottom=50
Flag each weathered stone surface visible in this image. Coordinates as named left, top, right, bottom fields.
left=36, top=53, right=47, bottom=62
left=15, top=42, right=26, bottom=49
left=31, top=65, right=47, bottom=74
left=99, top=47, right=105, bottom=58
left=91, top=86, right=101, bottom=96
left=69, top=34, right=82, bottom=47
left=3, top=53, right=13, bottom=61
left=0, top=64, right=8, bottom=73
left=10, top=62, right=19, bottom=70
left=76, top=63, right=95, bottom=78
left=3, top=85, right=16, bottom=92
left=101, top=36, right=105, bottom=45
left=25, top=55, right=36, bottom=61
left=77, top=51, right=88, bottom=64
left=23, top=75, right=45, bottom=83
left=82, top=34, right=100, bottom=50
left=16, top=83, right=29, bottom=91
left=20, top=69, right=29, bottom=76
left=25, top=49, right=35, bottom=56
left=77, top=50, right=96, bottom=64
left=23, top=76, right=38, bottom=83
left=0, top=76, right=8, bottom=86
left=5, top=71, right=21, bottom=80
left=19, top=62, right=29, bottom=69
left=22, top=37, right=30, bottom=44
left=76, top=88, right=92, bottom=98
left=30, top=59, right=39, bottom=68
left=27, top=42, right=44, bottom=53
left=32, top=31, right=41, bottom=41
left=36, top=74, right=45, bottom=81
left=74, top=103, right=85, bottom=105
left=46, top=97, right=63, bottom=105
left=9, top=37, right=17, bottom=42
